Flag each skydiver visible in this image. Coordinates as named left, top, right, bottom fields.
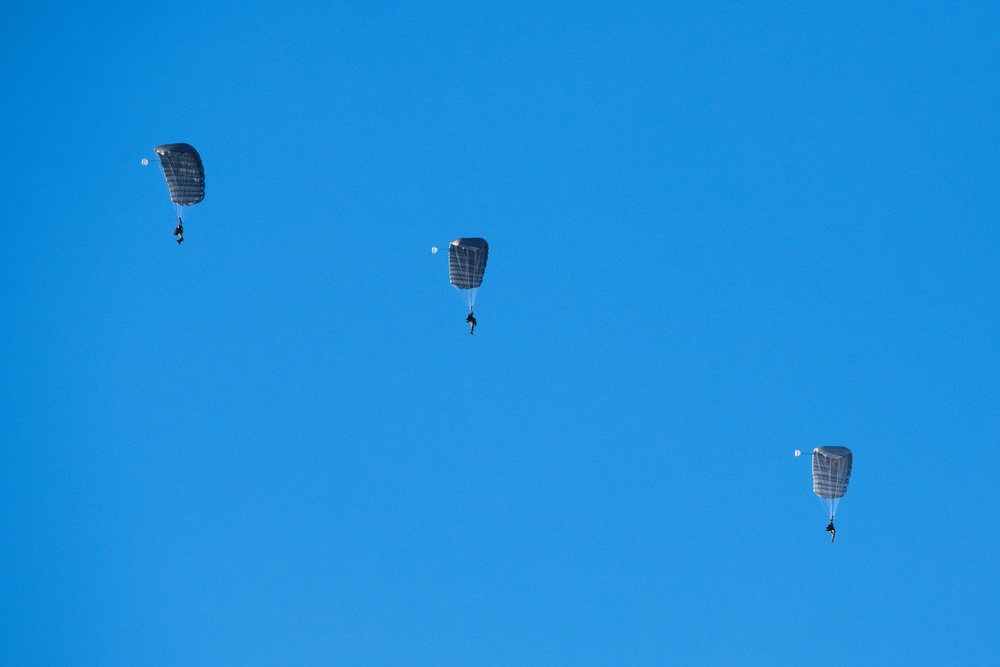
left=825, top=519, right=836, bottom=543
left=466, top=311, right=477, bottom=335
left=173, top=218, right=184, bottom=245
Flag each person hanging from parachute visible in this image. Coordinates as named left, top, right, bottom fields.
left=807, top=446, right=853, bottom=543
left=449, top=238, right=488, bottom=335
left=153, top=143, right=205, bottom=245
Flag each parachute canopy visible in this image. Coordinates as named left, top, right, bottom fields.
left=154, top=143, right=205, bottom=206
left=449, top=238, right=488, bottom=289
left=812, top=446, right=853, bottom=519
left=449, top=238, right=488, bottom=309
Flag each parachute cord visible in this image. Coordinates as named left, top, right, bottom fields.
left=158, top=160, right=174, bottom=221
left=470, top=250, right=482, bottom=310
left=835, top=459, right=841, bottom=520
left=467, top=251, right=476, bottom=310
left=816, top=495, right=831, bottom=521
left=158, top=158, right=188, bottom=226
left=160, top=156, right=178, bottom=204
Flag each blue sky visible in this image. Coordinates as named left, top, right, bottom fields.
left=3, top=2, right=999, bottom=664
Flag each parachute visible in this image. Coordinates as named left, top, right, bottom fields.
left=154, top=143, right=205, bottom=222
left=812, top=446, right=853, bottom=521
left=449, top=238, right=488, bottom=311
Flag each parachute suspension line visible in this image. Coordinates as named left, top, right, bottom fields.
left=453, top=248, right=466, bottom=310
left=834, top=458, right=841, bottom=514
left=452, top=246, right=481, bottom=311
left=816, top=494, right=834, bottom=522
left=159, top=153, right=179, bottom=197
left=827, top=453, right=847, bottom=520
left=830, top=459, right=844, bottom=521
left=156, top=160, right=171, bottom=217
left=477, top=250, right=484, bottom=307
left=468, top=249, right=482, bottom=311
left=468, top=252, right=479, bottom=313
left=156, top=158, right=183, bottom=222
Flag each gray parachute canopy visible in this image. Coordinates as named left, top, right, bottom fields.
left=449, top=238, right=488, bottom=289
left=812, top=446, right=853, bottom=519
left=449, top=238, right=488, bottom=310
left=154, top=143, right=205, bottom=206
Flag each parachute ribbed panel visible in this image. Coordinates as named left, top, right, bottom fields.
left=155, top=143, right=205, bottom=206
left=812, top=447, right=853, bottom=499
left=449, top=238, right=488, bottom=289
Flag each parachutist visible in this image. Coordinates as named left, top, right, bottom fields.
left=448, top=238, right=488, bottom=330
left=812, top=447, right=851, bottom=544
left=154, top=143, right=204, bottom=244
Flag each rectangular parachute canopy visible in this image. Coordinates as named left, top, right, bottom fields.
left=812, top=446, right=853, bottom=500
left=155, top=143, right=205, bottom=206
left=448, top=238, right=488, bottom=289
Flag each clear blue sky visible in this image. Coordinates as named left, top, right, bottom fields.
left=3, top=2, right=999, bottom=664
